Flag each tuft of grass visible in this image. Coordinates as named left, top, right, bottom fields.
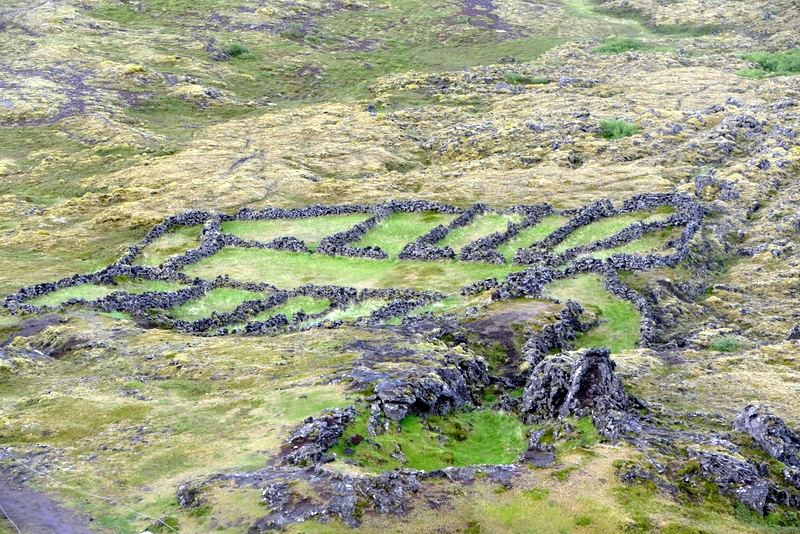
left=710, top=336, right=741, bottom=352
left=221, top=214, right=368, bottom=249
left=740, top=49, right=800, bottom=77
left=593, top=37, right=646, bottom=54
left=583, top=227, right=683, bottom=260
left=223, top=43, right=250, bottom=57
left=502, top=73, right=550, bottom=85
left=598, top=119, right=638, bottom=139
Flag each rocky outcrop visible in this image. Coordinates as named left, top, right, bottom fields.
left=735, top=404, right=800, bottom=487
left=282, top=406, right=357, bottom=465
left=520, top=347, right=634, bottom=440
left=693, top=450, right=771, bottom=514
left=367, top=352, right=490, bottom=429
left=521, top=300, right=597, bottom=368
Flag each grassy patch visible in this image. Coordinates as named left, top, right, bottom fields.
left=250, top=296, right=331, bottom=322
left=437, top=213, right=523, bottom=252
left=740, top=49, right=800, bottom=77
left=170, top=288, right=266, bottom=321
left=553, top=210, right=672, bottom=254
left=355, top=211, right=457, bottom=257
left=324, top=300, right=389, bottom=322
left=583, top=227, right=683, bottom=259
left=497, top=215, right=569, bottom=261
left=221, top=214, right=368, bottom=249
left=331, top=409, right=528, bottom=471
left=134, top=225, right=203, bottom=266
left=502, top=73, right=550, bottom=85
left=593, top=37, right=647, bottom=54
left=182, top=248, right=522, bottom=294
left=710, top=336, right=741, bottom=352
left=544, top=274, right=640, bottom=353
left=598, top=119, right=638, bottom=139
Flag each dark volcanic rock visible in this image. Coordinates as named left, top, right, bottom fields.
left=520, top=347, right=634, bottom=439
left=282, top=406, right=356, bottom=465
left=734, top=404, right=800, bottom=485
left=694, top=450, right=770, bottom=514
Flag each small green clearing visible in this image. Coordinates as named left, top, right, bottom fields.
left=496, top=215, right=568, bottom=261
left=221, top=214, right=369, bottom=249
left=437, top=213, right=524, bottom=252
left=583, top=227, right=683, bottom=259
left=553, top=209, right=673, bottom=253
left=354, top=211, right=458, bottom=257
left=330, top=409, right=528, bottom=471
left=250, top=296, right=332, bottom=322
left=182, top=248, right=521, bottom=294
left=26, top=285, right=117, bottom=307
left=543, top=274, right=640, bottom=352
left=134, top=225, right=203, bottom=266
left=324, top=300, right=389, bottom=322
left=740, top=49, right=800, bottom=77
left=170, top=288, right=267, bottom=321
left=26, top=279, right=184, bottom=307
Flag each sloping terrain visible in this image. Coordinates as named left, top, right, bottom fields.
left=2, top=0, right=800, bottom=533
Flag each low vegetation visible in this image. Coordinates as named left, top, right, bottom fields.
left=598, top=119, right=639, bottom=140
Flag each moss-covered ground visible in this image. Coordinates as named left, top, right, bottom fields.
left=3, top=0, right=800, bottom=531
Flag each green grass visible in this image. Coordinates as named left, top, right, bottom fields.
left=169, top=288, right=266, bottom=321
left=26, top=279, right=183, bottom=307
left=354, top=211, right=458, bottom=257
left=710, top=336, right=741, bottom=352
left=436, top=214, right=523, bottom=252
left=324, top=300, right=389, bottom=322
left=543, top=274, right=640, bottom=353
left=250, top=296, right=331, bottom=322
left=583, top=227, right=682, bottom=259
left=220, top=214, right=369, bottom=249
left=740, top=49, right=800, bottom=77
left=553, top=209, right=673, bottom=254
left=134, top=225, right=203, bottom=266
left=496, top=215, right=569, bottom=261
left=182, top=248, right=522, bottom=294
left=593, top=37, right=647, bottom=54
left=502, top=73, right=550, bottom=85
left=330, top=409, right=528, bottom=471
left=598, top=119, right=639, bottom=140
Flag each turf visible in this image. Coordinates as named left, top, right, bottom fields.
left=330, top=409, right=528, bottom=472
left=496, top=215, right=569, bottom=261
left=436, top=213, right=524, bottom=252
left=133, top=225, right=204, bottom=267
left=221, top=214, right=370, bottom=249
left=250, top=296, right=332, bottom=322
left=543, top=274, right=640, bottom=353
left=182, top=248, right=522, bottom=294
left=26, top=279, right=184, bottom=307
left=170, top=288, right=267, bottom=321
left=552, top=209, right=674, bottom=253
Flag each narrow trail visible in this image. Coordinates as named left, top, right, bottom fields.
left=0, top=465, right=95, bottom=534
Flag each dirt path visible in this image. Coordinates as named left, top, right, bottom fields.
left=0, top=466, right=96, bottom=534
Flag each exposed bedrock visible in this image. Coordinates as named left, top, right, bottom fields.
left=520, top=347, right=635, bottom=440
left=735, top=404, right=800, bottom=488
